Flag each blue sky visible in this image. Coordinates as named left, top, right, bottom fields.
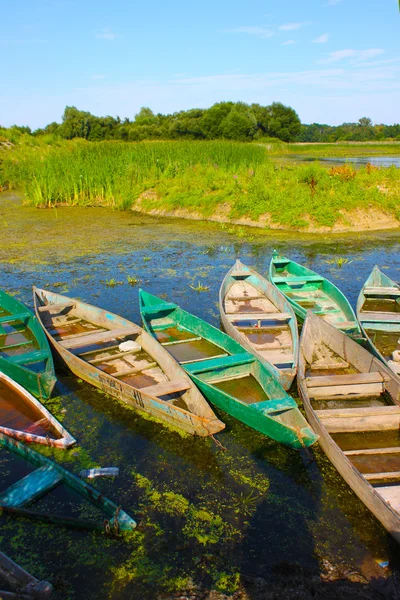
left=1, top=0, right=399, bottom=128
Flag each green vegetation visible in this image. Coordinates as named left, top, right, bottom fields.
left=189, top=281, right=211, bottom=292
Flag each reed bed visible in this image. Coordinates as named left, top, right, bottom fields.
left=1, top=139, right=400, bottom=228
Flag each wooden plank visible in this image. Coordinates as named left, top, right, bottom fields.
left=309, top=382, right=383, bottom=399
left=316, top=406, right=400, bottom=419
left=180, top=353, right=228, bottom=365
left=57, top=327, right=107, bottom=341
left=0, top=313, right=30, bottom=324
left=344, top=447, right=400, bottom=456
left=306, top=372, right=385, bottom=388
left=113, top=362, right=157, bottom=378
left=375, top=485, right=400, bottom=512
left=77, top=344, right=121, bottom=357
left=38, top=302, right=75, bottom=312
left=60, top=327, right=141, bottom=349
left=89, top=348, right=140, bottom=364
left=264, top=352, right=294, bottom=365
left=0, top=466, right=62, bottom=508
left=142, top=378, right=190, bottom=397
left=310, top=361, right=349, bottom=371
left=338, top=321, right=359, bottom=329
left=7, top=350, right=49, bottom=365
left=162, top=336, right=201, bottom=346
left=230, top=270, right=250, bottom=278
left=364, top=287, right=400, bottom=296
left=227, top=312, right=291, bottom=322
left=364, top=471, right=400, bottom=481
left=273, top=275, right=323, bottom=284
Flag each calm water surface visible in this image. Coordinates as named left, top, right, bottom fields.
left=0, top=193, right=399, bottom=599
left=282, top=155, right=400, bottom=168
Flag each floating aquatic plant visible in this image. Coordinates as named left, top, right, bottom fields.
left=189, top=281, right=210, bottom=292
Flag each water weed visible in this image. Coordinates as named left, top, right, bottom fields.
left=189, top=281, right=210, bottom=292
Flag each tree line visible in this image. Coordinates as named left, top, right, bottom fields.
left=4, top=103, right=400, bottom=143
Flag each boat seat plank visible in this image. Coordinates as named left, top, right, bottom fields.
left=316, top=406, right=400, bottom=419
left=142, top=379, right=190, bottom=397
left=6, top=350, right=49, bottom=365
left=306, top=372, right=385, bottom=388
left=227, top=312, right=291, bottom=322
left=113, top=362, right=157, bottom=378
left=226, top=295, right=265, bottom=302
left=273, top=276, right=323, bottom=284
left=338, top=320, right=359, bottom=330
left=141, top=302, right=177, bottom=315
left=263, top=352, right=294, bottom=365
left=38, top=302, right=75, bottom=313
left=230, top=271, right=250, bottom=278
left=0, top=312, right=30, bottom=325
left=162, top=336, right=202, bottom=346
left=0, top=466, right=62, bottom=508
left=89, top=348, right=140, bottom=364
left=360, top=312, right=400, bottom=323
left=364, top=472, right=400, bottom=481
left=60, top=327, right=141, bottom=349
left=375, top=485, right=400, bottom=512
left=184, top=352, right=254, bottom=374
left=364, top=287, right=400, bottom=296
left=344, top=447, right=400, bottom=456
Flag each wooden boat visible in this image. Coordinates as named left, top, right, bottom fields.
left=219, top=259, right=298, bottom=390
left=33, top=288, right=224, bottom=437
left=139, top=288, right=318, bottom=449
left=269, top=251, right=363, bottom=340
left=0, top=550, right=52, bottom=599
left=298, top=311, right=400, bottom=544
left=0, top=431, right=136, bottom=531
left=0, top=371, right=75, bottom=448
left=357, top=266, right=400, bottom=376
left=0, top=290, right=56, bottom=399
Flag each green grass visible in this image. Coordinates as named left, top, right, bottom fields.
left=287, top=141, right=400, bottom=157
left=1, top=138, right=400, bottom=230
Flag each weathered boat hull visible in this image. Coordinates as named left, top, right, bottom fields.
left=219, top=259, right=298, bottom=390
left=139, top=288, right=318, bottom=449
left=0, top=431, right=136, bottom=531
left=33, top=288, right=224, bottom=437
left=357, top=265, right=400, bottom=376
left=0, top=290, right=56, bottom=399
left=298, top=312, right=400, bottom=544
left=0, top=551, right=52, bottom=599
left=0, top=371, right=75, bottom=448
left=269, top=251, right=363, bottom=340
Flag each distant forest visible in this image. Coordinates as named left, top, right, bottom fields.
left=4, top=102, right=400, bottom=143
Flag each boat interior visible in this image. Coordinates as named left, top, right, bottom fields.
left=304, top=338, right=400, bottom=515
left=223, top=271, right=294, bottom=368
left=0, top=377, right=58, bottom=440
left=38, top=301, right=192, bottom=408
left=0, top=307, right=47, bottom=372
left=272, top=258, right=356, bottom=331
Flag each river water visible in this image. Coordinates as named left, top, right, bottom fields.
left=0, top=193, right=400, bottom=599
left=283, top=155, right=400, bottom=168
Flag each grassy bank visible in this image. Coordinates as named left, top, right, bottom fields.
left=287, top=141, right=400, bottom=157
left=1, top=138, right=400, bottom=231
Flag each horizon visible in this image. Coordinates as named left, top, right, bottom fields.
left=2, top=0, right=399, bottom=129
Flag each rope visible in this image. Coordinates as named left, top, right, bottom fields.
left=210, top=434, right=227, bottom=451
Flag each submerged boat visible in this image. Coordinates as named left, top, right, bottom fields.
left=139, top=289, right=317, bottom=449
left=357, top=266, right=400, bottom=376
left=0, top=371, right=75, bottom=448
left=0, top=290, right=56, bottom=399
left=33, top=288, right=224, bottom=437
left=219, top=259, right=298, bottom=390
left=0, top=431, right=136, bottom=531
left=269, top=251, right=363, bottom=340
left=298, top=311, right=400, bottom=544
left=0, top=550, right=52, bottom=599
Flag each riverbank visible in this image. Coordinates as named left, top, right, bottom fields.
left=1, top=139, right=400, bottom=233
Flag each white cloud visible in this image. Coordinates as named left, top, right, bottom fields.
left=226, top=26, right=274, bottom=38
left=282, top=40, right=296, bottom=45
left=95, top=28, right=117, bottom=41
left=319, top=48, right=385, bottom=64
left=279, top=22, right=309, bottom=31
left=312, top=33, right=330, bottom=44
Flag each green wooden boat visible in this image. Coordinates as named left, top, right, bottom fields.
left=0, top=291, right=56, bottom=399
left=219, top=259, right=298, bottom=390
left=0, top=431, right=136, bottom=531
left=357, top=266, right=400, bottom=376
left=139, top=289, right=318, bottom=449
left=269, top=251, right=363, bottom=340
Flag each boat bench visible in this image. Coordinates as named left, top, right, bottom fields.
left=230, top=270, right=250, bottom=278
left=141, top=302, right=177, bottom=315
left=364, top=287, right=400, bottom=296
left=184, top=352, right=254, bottom=375
left=263, top=352, right=294, bottom=366
left=38, top=302, right=75, bottom=313
left=306, top=371, right=386, bottom=399
left=6, top=349, right=49, bottom=365
left=143, top=378, right=190, bottom=397
left=0, top=466, right=62, bottom=508
left=315, top=405, right=400, bottom=433
left=273, top=276, right=323, bottom=285
left=0, top=312, right=30, bottom=325
left=227, top=312, right=291, bottom=323
left=59, top=327, right=140, bottom=350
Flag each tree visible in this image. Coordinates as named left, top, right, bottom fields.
left=219, top=107, right=257, bottom=141
left=200, top=102, right=234, bottom=139
left=60, top=106, right=92, bottom=139
left=263, top=102, right=301, bottom=142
